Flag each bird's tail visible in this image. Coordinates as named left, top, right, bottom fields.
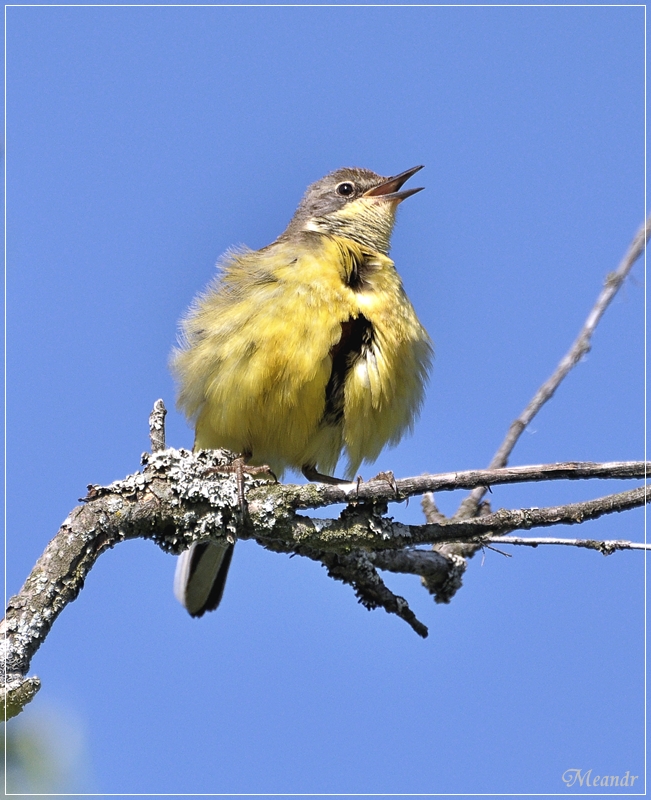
left=174, top=540, right=234, bottom=617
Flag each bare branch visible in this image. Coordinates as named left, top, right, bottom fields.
left=483, top=535, right=650, bottom=553
left=457, top=214, right=651, bottom=519
left=287, top=460, right=649, bottom=509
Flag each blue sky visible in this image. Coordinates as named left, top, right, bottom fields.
left=5, top=4, right=646, bottom=795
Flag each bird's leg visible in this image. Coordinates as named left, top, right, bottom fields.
left=205, top=453, right=276, bottom=522
left=301, top=464, right=353, bottom=485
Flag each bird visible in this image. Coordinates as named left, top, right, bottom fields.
left=171, top=165, right=433, bottom=617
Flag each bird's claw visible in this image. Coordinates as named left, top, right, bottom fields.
left=370, top=470, right=399, bottom=496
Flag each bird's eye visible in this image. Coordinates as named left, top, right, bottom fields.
left=336, top=182, right=355, bottom=197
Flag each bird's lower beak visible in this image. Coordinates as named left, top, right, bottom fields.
left=363, top=165, right=425, bottom=202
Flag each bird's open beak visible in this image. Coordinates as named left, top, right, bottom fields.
left=363, top=165, right=424, bottom=202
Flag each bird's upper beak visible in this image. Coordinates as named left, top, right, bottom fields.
left=363, top=165, right=424, bottom=202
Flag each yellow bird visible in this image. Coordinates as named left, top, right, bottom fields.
left=172, top=165, right=433, bottom=616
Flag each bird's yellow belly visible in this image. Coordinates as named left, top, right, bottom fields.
left=178, top=236, right=431, bottom=478
left=193, top=250, right=355, bottom=473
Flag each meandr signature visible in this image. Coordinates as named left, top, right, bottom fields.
left=562, top=769, right=639, bottom=788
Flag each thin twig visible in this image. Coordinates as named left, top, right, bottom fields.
left=455, top=214, right=651, bottom=520
left=483, top=535, right=649, bottom=554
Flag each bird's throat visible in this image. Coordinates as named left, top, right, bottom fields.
left=303, top=199, right=397, bottom=255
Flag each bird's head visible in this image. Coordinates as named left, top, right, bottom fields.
left=284, top=165, right=424, bottom=254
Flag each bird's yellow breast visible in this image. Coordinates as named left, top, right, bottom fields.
left=172, top=233, right=432, bottom=478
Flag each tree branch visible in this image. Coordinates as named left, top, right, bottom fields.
left=413, top=214, right=650, bottom=605
left=2, top=447, right=646, bottom=719
left=277, top=486, right=648, bottom=551
left=318, top=550, right=430, bottom=638
left=455, top=213, right=650, bottom=520
left=285, top=460, right=649, bottom=509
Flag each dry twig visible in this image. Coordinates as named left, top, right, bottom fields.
left=456, top=213, right=650, bottom=520
left=482, top=535, right=649, bottom=554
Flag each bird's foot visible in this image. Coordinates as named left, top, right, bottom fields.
left=348, top=471, right=398, bottom=511
left=205, top=456, right=277, bottom=514
left=302, top=465, right=398, bottom=498
left=368, top=470, right=398, bottom=495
